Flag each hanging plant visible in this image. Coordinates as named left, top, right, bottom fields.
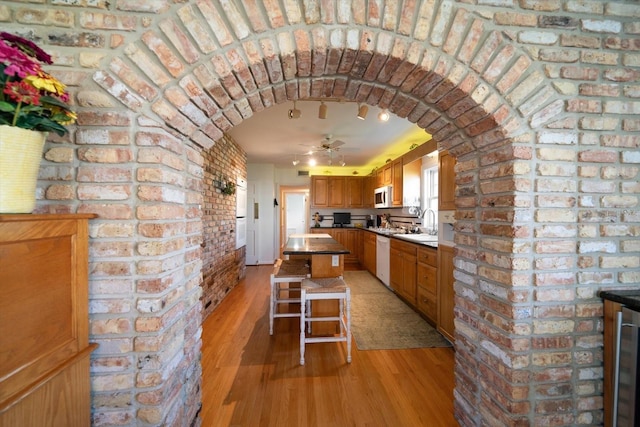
left=221, top=180, right=236, bottom=195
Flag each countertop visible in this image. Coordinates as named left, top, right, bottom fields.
left=364, top=227, right=439, bottom=249
left=282, top=235, right=350, bottom=255
left=308, top=226, right=442, bottom=249
left=600, top=290, right=640, bottom=312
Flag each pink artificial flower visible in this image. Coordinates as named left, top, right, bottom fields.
left=0, top=39, right=41, bottom=78
left=0, top=32, right=52, bottom=64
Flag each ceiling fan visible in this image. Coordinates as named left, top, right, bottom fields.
left=302, top=135, right=346, bottom=155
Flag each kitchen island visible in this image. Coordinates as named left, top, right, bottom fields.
left=283, top=234, right=350, bottom=335
left=283, top=233, right=350, bottom=278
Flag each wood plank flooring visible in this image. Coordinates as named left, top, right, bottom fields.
left=201, top=265, right=457, bottom=426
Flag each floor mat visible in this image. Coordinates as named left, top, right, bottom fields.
left=343, top=270, right=452, bottom=350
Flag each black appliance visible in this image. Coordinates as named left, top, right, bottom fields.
left=366, top=214, right=375, bottom=228
left=333, top=212, right=351, bottom=227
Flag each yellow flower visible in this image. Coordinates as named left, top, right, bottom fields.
left=59, top=110, right=77, bottom=125
left=24, top=72, right=66, bottom=96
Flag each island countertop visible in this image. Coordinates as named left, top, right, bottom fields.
left=600, top=289, right=640, bottom=312
left=283, top=235, right=350, bottom=255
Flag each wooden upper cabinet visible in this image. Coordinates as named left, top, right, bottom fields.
left=311, top=176, right=345, bottom=208
left=376, top=168, right=384, bottom=187
left=311, top=176, right=329, bottom=208
left=376, top=163, right=392, bottom=188
left=439, top=150, right=456, bottom=210
left=345, top=177, right=364, bottom=208
left=328, top=176, right=345, bottom=207
left=363, top=175, right=375, bottom=208
left=383, top=163, right=392, bottom=186
left=392, top=158, right=403, bottom=206
left=311, top=176, right=367, bottom=209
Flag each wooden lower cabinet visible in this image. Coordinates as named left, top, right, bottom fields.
left=437, top=245, right=455, bottom=342
left=390, top=239, right=417, bottom=305
left=0, top=214, right=97, bottom=427
left=312, top=228, right=359, bottom=266
left=363, top=231, right=376, bottom=275
left=417, top=247, right=438, bottom=324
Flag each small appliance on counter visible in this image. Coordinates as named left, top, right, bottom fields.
left=366, top=215, right=375, bottom=228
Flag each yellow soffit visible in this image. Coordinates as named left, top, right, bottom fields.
left=307, top=128, right=432, bottom=176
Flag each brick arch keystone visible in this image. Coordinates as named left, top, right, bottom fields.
left=89, top=1, right=569, bottom=425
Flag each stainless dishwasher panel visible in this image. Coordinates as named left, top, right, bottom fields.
left=614, top=307, right=640, bottom=427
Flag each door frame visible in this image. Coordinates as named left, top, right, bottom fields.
left=279, top=185, right=310, bottom=258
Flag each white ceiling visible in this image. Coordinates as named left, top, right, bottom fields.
left=228, top=100, right=431, bottom=175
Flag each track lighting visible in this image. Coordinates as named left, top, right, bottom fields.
left=357, top=104, right=368, bottom=120
left=309, top=158, right=317, bottom=166
left=378, top=109, right=390, bottom=122
left=340, top=156, right=346, bottom=167
left=292, top=154, right=299, bottom=166
left=288, top=101, right=301, bottom=119
left=318, top=102, right=327, bottom=119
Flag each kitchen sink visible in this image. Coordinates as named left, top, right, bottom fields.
left=394, top=233, right=439, bottom=243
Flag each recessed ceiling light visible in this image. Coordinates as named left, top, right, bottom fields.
left=378, top=109, right=390, bottom=122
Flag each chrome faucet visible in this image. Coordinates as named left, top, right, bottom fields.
left=425, top=209, right=437, bottom=235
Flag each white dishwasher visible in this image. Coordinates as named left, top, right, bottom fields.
left=376, top=235, right=391, bottom=288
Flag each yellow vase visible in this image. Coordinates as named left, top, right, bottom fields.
left=0, top=125, right=47, bottom=213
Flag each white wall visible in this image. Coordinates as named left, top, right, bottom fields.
left=274, top=167, right=312, bottom=187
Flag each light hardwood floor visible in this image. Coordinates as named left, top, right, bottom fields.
left=201, top=265, right=457, bottom=426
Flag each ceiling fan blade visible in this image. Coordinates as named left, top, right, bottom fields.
left=330, top=140, right=345, bottom=148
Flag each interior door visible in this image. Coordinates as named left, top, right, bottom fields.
left=285, top=193, right=306, bottom=237
left=278, top=187, right=309, bottom=258
left=245, top=180, right=259, bottom=265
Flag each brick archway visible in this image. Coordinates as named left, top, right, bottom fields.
left=89, top=2, right=568, bottom=426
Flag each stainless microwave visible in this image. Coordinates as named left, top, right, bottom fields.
left=374, top=185, right=393, bottom=208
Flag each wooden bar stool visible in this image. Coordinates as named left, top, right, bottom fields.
left=299, top=277, right=352, bottom=365
left=269, top=258, right=310, bottom=335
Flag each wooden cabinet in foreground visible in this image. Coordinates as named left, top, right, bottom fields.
left=417, top=246, right=438, bottom=324
left=390, top=239, right=417, bottom=306
left=437, top=244, right=455, bottom=342
left=362, top=231, right=377, bottom=275
left=439, top=150, right=456, bottom=211
left=0, top=214, right=97, bottom=427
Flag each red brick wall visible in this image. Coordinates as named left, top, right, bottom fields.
left=2, top=1, right=639, bottom=426
left=201, top=134, right=247, bottom=319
